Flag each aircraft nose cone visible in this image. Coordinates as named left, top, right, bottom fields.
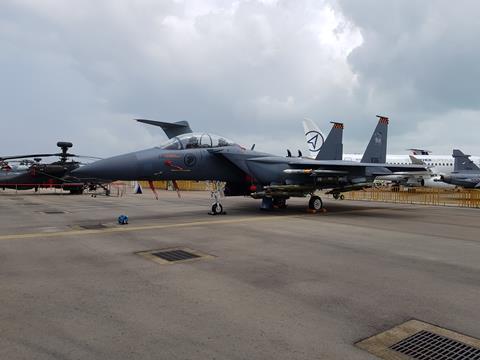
left=73, top=153, right=139, bottom=181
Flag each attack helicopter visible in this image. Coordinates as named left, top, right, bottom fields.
left=0, top=142, right=103, bottom=194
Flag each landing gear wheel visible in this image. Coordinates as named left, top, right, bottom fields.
left=210, top=203, right=225, bottom=215
left=308, top=196, right=323, bottom=211
left=208, top=181, right=226, bottom=215
left=333, top=193, right=339, bottom=200
left=339, top=194, right=345, bottom=200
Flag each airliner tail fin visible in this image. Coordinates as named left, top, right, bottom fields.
left=302, top=118, right=326, bottom=159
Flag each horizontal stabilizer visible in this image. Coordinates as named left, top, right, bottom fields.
left=136, top=119, right=192, bottom=139
left=408, top=148, right=432, bottom=155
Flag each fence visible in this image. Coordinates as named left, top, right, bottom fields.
left=137, top=180, right=209, bottom=191
left=341, top=187, right=480, bottom=208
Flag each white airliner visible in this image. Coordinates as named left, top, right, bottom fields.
left=302, top=118, right=480, bottom=187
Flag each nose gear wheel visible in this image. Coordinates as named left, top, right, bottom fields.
left=208, top=181, right=226, bottom=215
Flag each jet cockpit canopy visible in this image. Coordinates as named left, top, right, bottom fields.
left=159, top=133, right=239, bottom=150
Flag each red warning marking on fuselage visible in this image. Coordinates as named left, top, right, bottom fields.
left=161, top=154, right=181, bottom=159
left=163, top=160, right=189, bottom=172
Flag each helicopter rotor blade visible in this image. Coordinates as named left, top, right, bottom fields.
left=0, top=153, right=58, bottom=161
left=70, top=155, right=103, bottom=160
left=53, top=153, right=103, bottom=160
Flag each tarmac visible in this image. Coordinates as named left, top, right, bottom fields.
left=0, top=189, right=479, bottom=359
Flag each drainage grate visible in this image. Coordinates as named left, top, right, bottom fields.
left=136, top=247, right=213, bottom=265
left=390, top=330, right=480, bottom=360
left=151, top=249, right=200, bottom=262
left=43, top=211, right=65, bottom=214
left=356, top=320, right=480, bottom=360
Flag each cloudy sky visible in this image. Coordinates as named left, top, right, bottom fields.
left=1, top=0, right=479, bottom=159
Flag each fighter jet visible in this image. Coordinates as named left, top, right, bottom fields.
left=438, top=150, right=480, bottom=188
left=73, top=118, right=427, bottom=213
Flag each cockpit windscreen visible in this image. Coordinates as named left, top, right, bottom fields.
left=159, top=133, right=238, bottom=150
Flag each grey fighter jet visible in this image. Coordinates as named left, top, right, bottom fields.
left=438, top=150, right=480, bottom=188
left=73, top=118, right=427, bottom=213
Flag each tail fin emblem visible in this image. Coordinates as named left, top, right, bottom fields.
left=305, top=131, right=324, bottom=152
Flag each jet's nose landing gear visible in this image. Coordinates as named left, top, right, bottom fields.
left=210, top=203, right=224, bottom=215
left=308, top=195, right=324, bottom=211
left=208, top=181, right=226, bottom=215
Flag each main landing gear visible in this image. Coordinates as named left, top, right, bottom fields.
left=308, top=195, right=324, bottom=211
left=209, top=181, right=226, bottom=215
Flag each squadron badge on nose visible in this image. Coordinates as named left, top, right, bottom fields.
left=184, top=153, right=197, bottom=167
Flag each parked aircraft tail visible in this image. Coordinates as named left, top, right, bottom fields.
left=361, top=115, right=389, bottom=163
left=452, top=149, right=480, bottom=172
left=136, top=119, right=193, bottom=139
left=408, top=148, right=432, bottom=155
left=302, top=118, right=326, bottom=159
left=315, top=122, right=344, bottom=161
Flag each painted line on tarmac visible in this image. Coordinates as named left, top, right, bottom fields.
left=0, top=215, right=300, bottom=241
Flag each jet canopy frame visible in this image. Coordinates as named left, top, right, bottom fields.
left=158, top=133, right=239, bottom=150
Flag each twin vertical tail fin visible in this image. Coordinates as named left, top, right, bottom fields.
left=452, top=149, right=480, bottom=172
left=315, top=122, right=344, bottom=160
left=302, top=118, right=326, bottom=159
left=361, top=115, right=389, bottom=163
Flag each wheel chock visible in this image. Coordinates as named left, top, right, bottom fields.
left=307, top=208, right=327, bottom=214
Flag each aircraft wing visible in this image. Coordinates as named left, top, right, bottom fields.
left=257, top=157, right=429, bottom=175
